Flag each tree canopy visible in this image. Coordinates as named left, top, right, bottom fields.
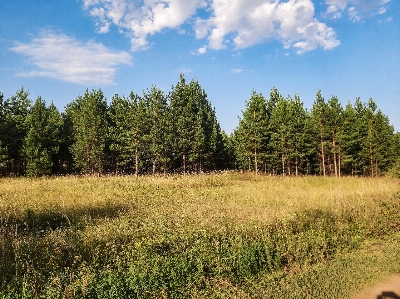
left=0, top=77, right=398, bottom=177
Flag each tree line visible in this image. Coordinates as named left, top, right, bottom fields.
left=0, top=75, right=399, bottom=177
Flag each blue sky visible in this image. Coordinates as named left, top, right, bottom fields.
left=0, top=0, right=399, bottom=134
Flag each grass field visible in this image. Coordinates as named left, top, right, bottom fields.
left=0, top=173, right=399, bottom=298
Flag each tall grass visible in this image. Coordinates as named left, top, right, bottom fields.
left=0, top=174, right=399, bottom=298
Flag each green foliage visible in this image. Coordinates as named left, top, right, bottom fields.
left=170, top=74, right=223, bottom=174
left=388, top=157, right=400, bottom=178
left=23, top=98, right=62, bottom=176
left=0, top=87, right=31, bottom=175
left=0, top=83, right=399, bottom=176
left=234, top=91, right=269, bottom=173
left=67, top=89, right=108, bottom=174
left=144, top=86, right=172, bottom=174
left=0, top=92, right=7, bottom=173
left=268, top=94, right=313, bottom=176
left=341, top=101, right=360, bottom=175
left=310, top=90, right=329, bottom=176
left=108, top=92, right=149, bottom=175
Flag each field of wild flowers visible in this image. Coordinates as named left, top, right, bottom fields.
left=0, top=173, right=399, bottom=298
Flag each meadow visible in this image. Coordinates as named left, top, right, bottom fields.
left=0, top=173, right=399, bottom=298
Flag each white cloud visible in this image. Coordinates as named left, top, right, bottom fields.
left=83, top=0, right=340, bottom=54
left=10, top=30, right=132, bottom=85
left=178, top=67, right=193, bottom=73
left=83, top=0, right=207, bottom=51
left=325, top=0, right=391, bottom=21
left=232, top=69, right=243, bottom=74
left=378, top=7, right=387, bottom=14
left=201, top=0, right=339, bottom=53
left=192, top=45, right=207, bottom=55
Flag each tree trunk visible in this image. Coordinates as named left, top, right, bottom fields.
left=338, top=146, right=341, bottom=178
left=281, top=153, right=285, bottom=177
left=320, top=122, right=326, bottom=177
left=254, top=110, right=258, bottom=174
left=183, top=153, right=186, bottom=176
left=135, top=148, right=139, bottom=178
left=254, top=146, right=258, bottom=174
left=295, top=156, right=299, bottom=177
left=199, top=150, right=203, bottom=174
left=369, top=144, right=374, bottom=177
left=333, top=138, right=338, bottom=177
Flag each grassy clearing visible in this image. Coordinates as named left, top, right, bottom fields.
left=0, top=174, right=399, bottom=298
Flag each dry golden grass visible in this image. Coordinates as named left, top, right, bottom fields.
left=0, top=173, right=399, bottom=298
left=1, top=173, right=398, bottom=228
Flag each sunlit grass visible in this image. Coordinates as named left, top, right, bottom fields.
left=0, top=173, right=399, bottom=298
left=1, top=174, right=397, bottom=226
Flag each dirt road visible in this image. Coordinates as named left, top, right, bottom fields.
left=349, top=275, right=400, bottom=299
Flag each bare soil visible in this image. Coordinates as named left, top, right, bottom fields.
left=349, top=275, right=400, bottom=299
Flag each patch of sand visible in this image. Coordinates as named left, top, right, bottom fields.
left=349, top=275, right=400, bottom=299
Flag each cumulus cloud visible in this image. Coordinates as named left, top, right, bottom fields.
left=325, top=0, right=391, bottom=21
left=83, top=0, right=341, bottom=54
left=201, top=0, right=340, bottom=53
left=83, top=0, right=207, bottom=51
left=10, top=30, right=132, bottom=85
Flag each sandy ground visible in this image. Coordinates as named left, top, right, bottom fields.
left=349, top=275, right=400, bottom=299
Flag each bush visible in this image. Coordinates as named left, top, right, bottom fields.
left=388, top=158, right=400, bottom=178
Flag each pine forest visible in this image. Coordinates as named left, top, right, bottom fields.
left=1, top=75, right=399, bottom=178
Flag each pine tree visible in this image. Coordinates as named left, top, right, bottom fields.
left=217, top=130, right=235, bottom=170
left=341, top=102, right=360, bottom=175
left=269, top=96, right=290, bottom=176
left=132, top=94, right=150, bottom=176
left=268, top=95, right=311, bottom=176
left=325, top=96, right=344, bottom=177
left=388, top=132, right=400, bottom=177
left=311, top=91, right=329, bottom=176
left=46, top=103, right=63, bottom=174
left=108, top=92, right=149, bottom=176
left=391, top=132, right=400, bottom=163
left=209, top=113, right=225, bottom=171
left=373, top=108, right=394, bottom=175
left=342, top=97, right=394, bottom=176
left=352, top=97, right=368, bottom=175
left=170, top=75, right=199, bottom=174
left=67, top=89, right=108, bottom=175
left=288, top=95, right=313, bottom=176
left=0, top=92, right=7, bottom=174
left=264, top=87, right=283, bottom=174
left=0, top=88, right=31, bottom=175
left=58, top=111, right=74, bottom=174
left=23, top=98, right=62, bottom=176
left=143, top=86, right=172, bottom=175
left=170, top=75, right=190, bottom=174
left=234, top=91, right=268, bottom=174
left=108, top=94, right=131, bottom=174
left=190, top=84, right=221, bottom=173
